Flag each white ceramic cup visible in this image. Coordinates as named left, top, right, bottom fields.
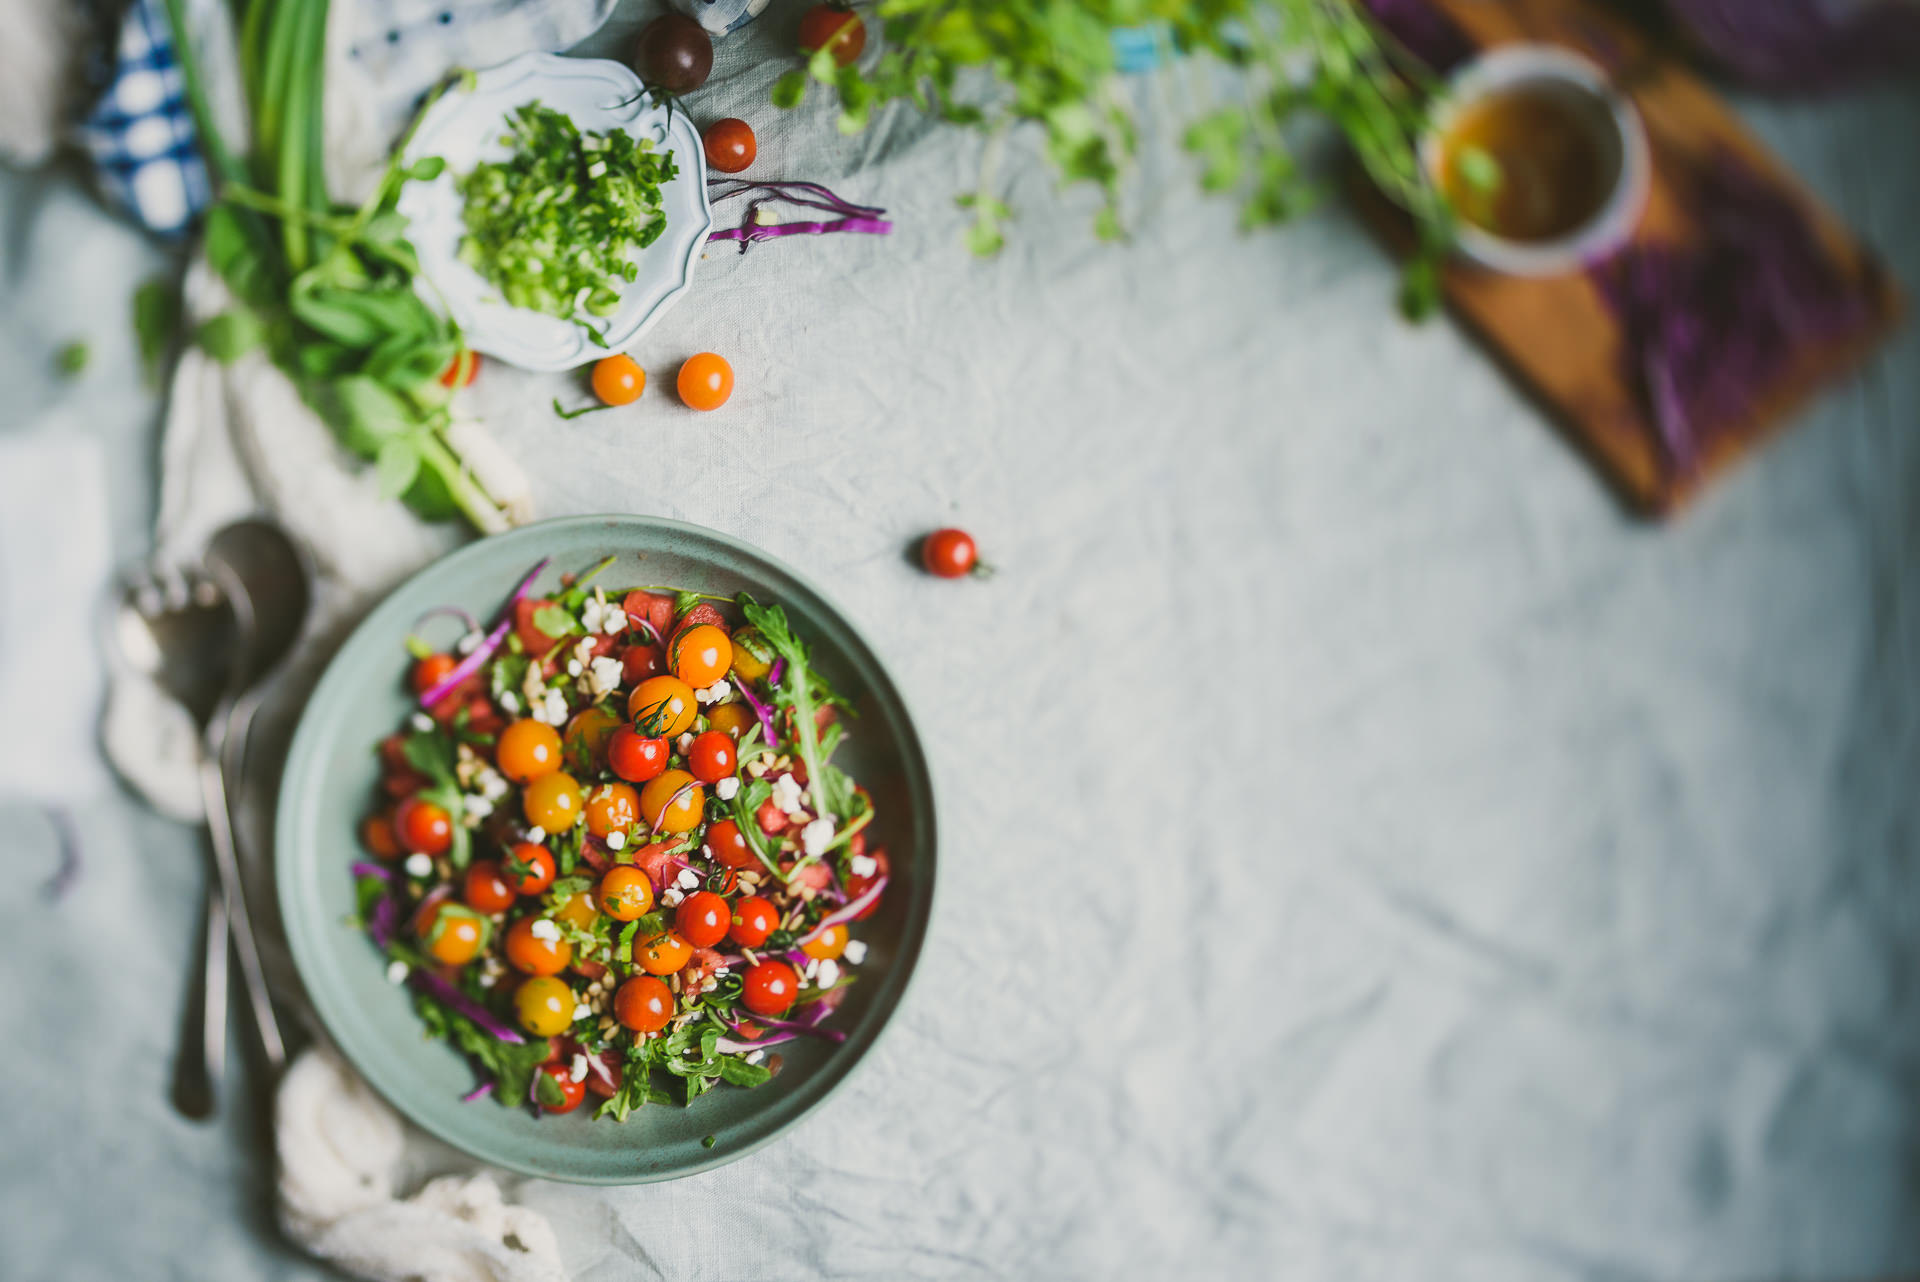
left=1421, top=44, right=1652, bottom=277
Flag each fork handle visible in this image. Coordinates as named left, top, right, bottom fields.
left=198, top=757, right=286, bottom=1069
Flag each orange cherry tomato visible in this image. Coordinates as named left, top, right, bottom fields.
left=707, top=702, right=756, bottom=740
left=411, top=652, right=458, bottom=695
left=685, top=730, right=736, bottom=785
left=515, top=976, right=575, bottom=1036
left=614, top=975, right=674, bottom=1032
left=361, top=813, right=402, bottom=859
left=703, top=118, right=756, bottom=173
left=503, top=842, right=556, bottom=895
left=635, top=930, right=694, bottom=975
left=392, top=796, right=453, bottom=855
left=523, top=770, right=585, bottom=831
left=727, top=895, right=778, bottom=947
left=798, top=4, right=866, bottom=66
left=504, top=915, right=573, bottom=976
left=676, top=352, right=733, bottom=411
left=584, top=781, right=640, bottom=840
left=800, top=923, right=848, bottom=961
left=703, top=819, right=758, bottom=871
left=497, top=719, right=563, bottom=784
left=607, top=725, right=670, bottom=783
left=640, top=769, right=705, bottom=834
left=741, top=959, right=800, bottom=1015
left=556, top=891, right=599, bottom=931
left=564, top=707, right=621, bottom=770
left=669, top=624, right=732, bottom=687
left=591, top=353, right=646, bottom=406
left=463, top=860, right=517, bottom=914
left=419, top=901, right=486, bottom=965
left=597, top=866, right=655, bottom=921
left=628, top=675, right=697, bottom=737
left=675, top=891, right=731, bottom=949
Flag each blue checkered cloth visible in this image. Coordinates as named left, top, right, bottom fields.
left=75, top=0, right=210, bottom=238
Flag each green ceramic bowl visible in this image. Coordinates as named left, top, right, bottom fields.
left=277, top=515, right=936, bottom=1183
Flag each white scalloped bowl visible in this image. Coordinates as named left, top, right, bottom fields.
left=397, top=53, right=712, bottom=372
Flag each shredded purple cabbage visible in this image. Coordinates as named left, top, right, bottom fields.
left=735, top=678, right=779, bottom=749
left=728, top=1010, right=847, bottom=1044
left=414, top=604, right=480, bottom=635
left=408, top=967, right=526, bottom=1044
left=767, top=658, right=786, bottom=689
left=416, top=556, right=550, bottom=708
left=351, top=861, right=397, bottom=882
left=716, top=1032, right=795, bottom=1054
left=462, top=1081, right=494, bottom=1103
left=707, top=179, right=892, bottom=254
left=367, top=894, right=400, bottom=950
left=799, top=875, right=887, bottom=943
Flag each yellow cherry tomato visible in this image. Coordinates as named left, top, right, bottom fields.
left=628, top=675, right=697, bottom=737
left=640, top=769, right=705, bottom=834
left=497, top=718, right=563, bottom=784
left=556, top=890, right=599, bottom=931
left=728, top=627, right=774, bottom=681
left=584, top=781, right=640, bottom=840
left=515, top=976, right=576, bottom=1037
left=669, top=624, right=732, bottom=688
left=800, top=923, right=849, bottom=961
left=707, top=702, right=756, bottom=740
left=591, top=354, right=645, bottom=406
left=523, top=770, right=584, bottom=831
left=597, top=866, right=655, bottom=921
left=419, top=901, right=486, bottom=965
left=564, top=707, right=621, bottom=769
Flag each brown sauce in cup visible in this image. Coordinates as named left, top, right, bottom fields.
left=1438, top=87, right=1612, bottom=242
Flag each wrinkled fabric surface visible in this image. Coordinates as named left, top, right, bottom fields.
left=4, top=2, right=1920, bottom=1279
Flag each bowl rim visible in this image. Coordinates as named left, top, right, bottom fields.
left=1421, top=43, right=1651, bottom=277
left=274, top=514, right=937, bottom=1183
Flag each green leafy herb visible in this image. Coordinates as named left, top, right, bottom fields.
left=532, top=602, right=579, bottom=640
left=55, top=341, right=90, bottom=376
left=552, top=397, right=616, bottom=420
left=133, top=277, right=182, bottom=385
left=533, top=1068, right=568, bottom=1110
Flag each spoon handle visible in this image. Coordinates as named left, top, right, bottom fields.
left=171, top=890, right=223, bottom=1120
left=198, top=757, right=286, bottom=1069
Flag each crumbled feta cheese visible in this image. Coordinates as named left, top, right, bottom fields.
left=587, top=654, right=623, bottom=699
left=410, top=712, right=434, bottom=733
left=715, top=776, right=739, bottom=802
left=705, top=680, right=730, bottom=703
left=566, top=659, right=584, bottom=677
left=529, top=918, right=561, bottom=942
left=570, top=1054, right=589, bottom=1083
left=525, top=826, right=546, bottom=844
left=499, top=691, right=521, bottom=714
left=533, top=688, right=568, bottom=724
left=801, top=817, right=835, bottom=857
left=848, top=853, right=877, bottom=878
left=842, top=939, right=867, bottom=965
left=676, top=868, right=700, bottom=890
left=477, top=970, right=497, bottom=988
left=404, top=853, right=432, bottom=878
left=581, top=594, right=626, bottom=635
left=465, top=794, right=493, bottom=819
left=662, top=888, right=684, bottom=907
left=744, top=1049, right=764, bottom=1065
left=802, top=958, right=819, bottom=981
left=456, top=631, right=483, bottom=655
left=816, top=959, right=840, bottom=988
left=677, top=733, right=695, bottom=753
left=701, top=977, right=719, bottom=993
left=386, top=961, right=410, bottom=985
left=771, top=773, right=806, bottom=817
left=605, top=830, right=626, bottom=851
left=573, top=1004, right=592, bottom=1022
left=479, top=769, right=510, bottom=801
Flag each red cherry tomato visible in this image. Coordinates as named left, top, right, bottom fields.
left=703, top=118, right=756, bottom=174
left=619, top=643, right=666, bottom=685
left=513, top=596, right=565, bottom=656
left=534, top=1064, right=586, bottom=1113
left=410, top=652, right=457, bottom=695
left=685, top=730, right=736, bottom=785
left=727, top=895, right=778, bottom=948
left=504, top=842, right=556, bottom=895
left=798, top=4, right=866, bottom=66
left=676, top=353, right=734, bottom=411
left=463, top=860, right=517, bottom=914
left=392, top=796, right=453, bottom=855
left=846, top=846, right=890, bottom=920
left=921, top=528, right=982, bottom=578
left=361, top=814, right=402, bottom=860
left=438, top=349, right=480, bottom=388
left=606, top=725, right=670, bottom=783
left=674, top=891, right=732, bottom=948
left=702, top=818, right=757, bottom=871
left=741, top=959, right=800, bottom=1016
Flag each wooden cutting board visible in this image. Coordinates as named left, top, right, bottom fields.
left=1364, top=0, right=1903, bottom=516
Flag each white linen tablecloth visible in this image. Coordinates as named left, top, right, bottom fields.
left=2, top=2, right=1918, bottom=1279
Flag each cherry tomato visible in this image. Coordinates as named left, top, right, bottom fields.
left=513, top=596, right=566, bottom=657
left=728, top=895, right=778, bottom=948
left=504, top=842, right=556, bottom=895
left=675, top=891, right=731, bottom=948
left=707, top=702, right=757, bottom=740
left=620, top=642, right=666, bottom=685
left=800, top=923, right=848, bottom=961
left=523, top=771, right=585, bottom=831
left=669, top=624, right=732, bottom=688
left=728, top=627, right=774, bottom=680
left=411, top=652, right=458, bottom=695
left=676, top=353, right=734, bottom=411
left=584, top=781, right=640, bottom=840
left=597, top=866, right=655, bottom=921
left=505, top=915, right=573, bottom=976
left=438, top=349, right=480, bottom=388
left=846, top=846, right=889, bottom=920
left=799, top=4, right=866, bottom=66
left=516, top=976, right=576, bottom=1037
left=640, top=769, right=705, bottom=834
left=591, top=353, right=646, bottom=406
left=685, top=730, right=737, bottom=785
left=635, top=13, right=713, bottom=94
left=635, top=930, right=694, bottom=975
left=703, top=819, right=757, bottom=871
left=921, top=528, right=983, bottom=578
left=606, top=725, right=670, bottom=783
left=361, top=813, right=401, bottom=859
left=564, top=707, right=621, bottom=770
left=534, top=1064, right=586, bottom=1113
left=556, top=891, right=600, bottom=931
left=393, top=796, right=453, bottom=855
left=463, top=860, right=517, bottom=914
left=418, top=901, right=486, bottom=965
left=629, top=675, right=697, bottom=738
left=703, top=118, right=756, bottom=174
left=741, top=959, right=800, bottom=1015
left=613, top=975, right=674, bottom=1032
left=497, top=718, right=563, bottom=784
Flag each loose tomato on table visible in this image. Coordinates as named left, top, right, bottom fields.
left=505, top=916, right=573, bottom=976
left=703, top=818, right=757, bottom=870
left=635, top=930, right=694, bottom=976
left=634, top=12, right=713, bottom=94
left=597, top=866, right=655, bottom=921
left=515, top=976, right=576, bottom=1037
left=685, top=730, right=736, bottom=785
left=418, top=901, right=486, bottom=965
left=674, top=891, right=731, bottom=948
left=523, top=770, right=585, bottom=831
left=640, top=769, right=705, bottom=834
left=703, top=118, right=755, bottom=173
left=533, top=1064, right=586, bottom=1114
left=584, top=781, right=640, bottom=839
left=497, top=718, right=563, bottom=783
left=606, top=725, right=670, bottom=783
left=392, top=796, right=453, bottom=855
left=669, top=624, right=732, bottom=687
left=741, top=959, right=800, bottom=1016
left=462, top=860, right=517, bottom=914
left=920, top=527, right=992, bottom=579
left=727, top=895, right=778, bottom=948
left=629, top=675, right=697, bottom=738
left=613, top=975, right=673, bottom=1033
left=676, top=353, right=733, bottom=411
left=503, top=842, right=556, bottom=895
left=590, top=353, right=646, bottom=406
left=798, top=4, right=866, bottom=66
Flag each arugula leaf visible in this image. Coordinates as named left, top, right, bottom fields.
left=533, top=1069, right=568, bottom=1110
left=718, top=1056, right=772, bottom=1088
